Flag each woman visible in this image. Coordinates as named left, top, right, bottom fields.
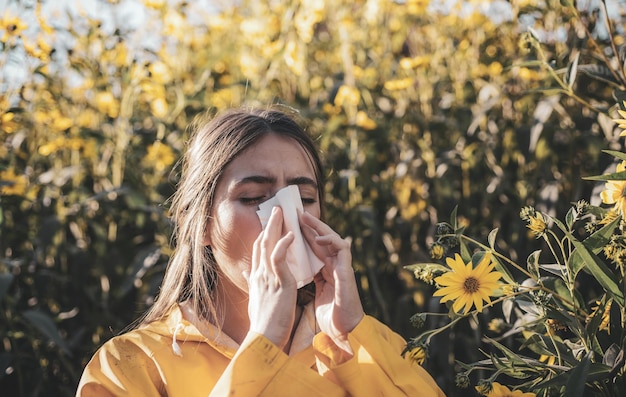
left=76, top=108, right=445, bottom=396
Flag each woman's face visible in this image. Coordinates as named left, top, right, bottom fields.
left=204, top=133, right=321, bottom=292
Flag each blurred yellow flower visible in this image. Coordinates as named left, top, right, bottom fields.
left=433, top=252, right=502, bottom=314
left=0, top=168, right=28, bottom=196
left=406, top=0, right=429, bottom=15
left=1, top=111, right=18, bottom=134
left=384, top=78, right=414, bottom=91
left=150, top=97, right=168, bottom=119
left=356, top=111, right=377, bottom=130
left=478, top=382, right=536, bottom=397
left=143, top=141, right=176, bottom=172
left=334, top=85, right=360, bottom=108
left=142, top=0, right=166, bottom=9
left=148, top=61, right=172, bottom=85
left=0, top=11, right=28, bottom=43
left=487, top=318, right=506, bottom=333
left=95, top=91, right=119, bottom=118
left=36, top=3, right=54, bottom=35
left=163, top=9, right=186, bottom=40
left=600, top=160, right=626, bottom=219
left=284, top=39, right=305, bottom=76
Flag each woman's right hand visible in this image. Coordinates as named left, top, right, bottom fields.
left=244, top=206, right=298, bottom=350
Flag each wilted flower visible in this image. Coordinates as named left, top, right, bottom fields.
left=409, top=313, right=426, bottom=329
left=406, top=344, right=427, bottom=366
left=475, top=379, right=493, bottom=395
left=454, top=372, right=470, bottom=389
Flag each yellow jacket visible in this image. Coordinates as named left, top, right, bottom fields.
left=77, top=304, right=445, bottom=396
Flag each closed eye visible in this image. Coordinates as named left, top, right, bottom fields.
left=301, top=197, right=317, bottom=205
left=240, top=196, right=268, bottom=205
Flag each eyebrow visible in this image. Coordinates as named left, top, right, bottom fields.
left=234, top=175, right=318, bottom=189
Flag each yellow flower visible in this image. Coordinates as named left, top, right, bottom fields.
left=356, top=111, right=377, bottom=130
left=0, top=168, right=28, bottom=196
left=0, top=11, right=28, bottom=44
left=433, top=252, right=502, bottom=314
left=539, top=354, right=556, bottom=365
left=526, top=212, right=546, bottom=238
left=143, top=141, right=176, bottom=172
left=478, top=382, right=536, bottom=397
left=613, top=101, right=626, bottom=136
left=1, top=111, right=18, bottom=134
left=334, top=85, right=360, bottom=108
left=95, top=91, right=119, bottom=119
left=588, top=300, right=611, bottom=333
left=600, top=208, right=620, bottom=225
left=600, top=161, right=626, bottom=219
left=487, top=318, right=506, bottom=333
left=406, top=346, right=426, bottom=366
left=430, top=244, right=445, bottom=260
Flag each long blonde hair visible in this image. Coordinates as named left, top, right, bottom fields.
left=141, top=108, right=325, bottom=326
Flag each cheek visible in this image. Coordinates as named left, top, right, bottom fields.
left=209, top=204, right=262, bottom=264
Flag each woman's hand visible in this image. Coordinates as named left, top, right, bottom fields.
left=245, top=206, right=298, bottom=350
left=300, top=211, right=365, bottom=352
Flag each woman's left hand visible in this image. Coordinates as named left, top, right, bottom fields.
left=299, top=211, right=364, bottom=352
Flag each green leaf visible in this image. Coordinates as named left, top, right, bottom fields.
left=450, top=206, right=458, bottom=229
left=460, top=238, right=472, bottom=264
left=582, top=216, right=619, bottom=255
left=567, top=52, right=579, bottom=89
left=602, top=150, right=626, bottom=162
left=492, top=255, right=515, bottom=285
left=485, top=337, right=529, bottom=367
left=583, top=170, right=626, bottom=181
left=0, top=273, right=14, bottom=303
left=537, top=362, right=611, bottom=389
left=564, top=353, right=591, bottom=397
left=565, top=207, right=576, bottom=229
left=22, top=310, right=71, bottom=356
left=577, top=64, right=621, bottom=87
left=488, top=228, right=498, bottom=249
left=570, top=239, right=624, bottom=306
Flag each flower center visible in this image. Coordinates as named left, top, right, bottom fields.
left=463, top=277, right=480, bottom=293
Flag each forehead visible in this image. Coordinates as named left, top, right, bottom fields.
left=222, top=133, right=317, bottom=181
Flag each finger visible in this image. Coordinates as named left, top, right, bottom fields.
left=251, top=232, right=263, bottom=275
left=270, top=231, right=296, bottom=281
left=261, top=206, right=285, bottom=270
left=300, top=211, right=335, bottom=236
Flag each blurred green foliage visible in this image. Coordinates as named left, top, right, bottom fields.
left=1, top=0, right=624, bottom=395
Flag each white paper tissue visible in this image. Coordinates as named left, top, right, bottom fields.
left=256, top=185, right=325, bottom=288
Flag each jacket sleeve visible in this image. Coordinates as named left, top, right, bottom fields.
left=312, top=315, right=446, bottom=397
